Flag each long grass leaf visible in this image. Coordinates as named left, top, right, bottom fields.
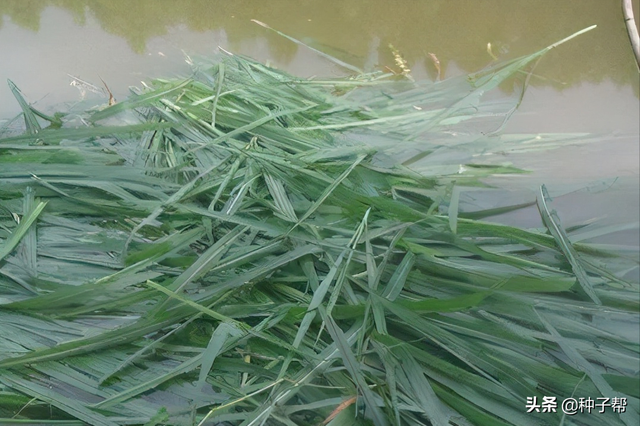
left=322, top=314, right=388, bottom=426
left=0, top=372, right=118, bottom=426
left=0, top=201, right=47, bottom=262
left=7, top=80, right=41, bottom=135
left=381, top=251, right=415, bottom=301
left=90, top=78, right=192, bottom=122
left=536, top=185, right=601, bottom=304
left=289, top=154, right=364, bottom=233
left=251, top=20, right=363, bottom=74
left=198, top=322, right=243, bottom=388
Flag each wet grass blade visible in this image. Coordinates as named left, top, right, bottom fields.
left=7, top=80, right=41, bottom=135
left=0, top=122, right=174, bottom=145
left=0, top=201, right=47, bottom=262
left=251, top=20, right=363, bottom=74
left=536, top=185, right=601, bottom=305
left=0, top=372, right=118, bottom=426
left=322, top=315, right=388, bottom=426
left=90, top=78, right=192, bottom=122
left=289, top=154, right=365, bottom=234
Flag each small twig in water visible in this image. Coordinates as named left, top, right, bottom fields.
left=428, top=52, right=442, bottom=80
left=99, top=76, right=117, bottom=106
left=622, top=0, right=640, bottom=70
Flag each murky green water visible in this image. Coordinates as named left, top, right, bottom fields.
left=1, top=0, right=638, bottom=247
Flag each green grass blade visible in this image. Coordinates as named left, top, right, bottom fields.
left=7, top=80, right=41, bottom=135
left=0, top=201, right=47, bottom=262
left=251, top=20, right=363, bottom=74
left=322, top=314, right=389, bottom=426
left=381, top=252, right=415, bottom=301
left=289, top=154, right=365, bottom=234
left=536, top=185, right=601, bottom=305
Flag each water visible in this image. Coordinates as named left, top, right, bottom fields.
left=1, top=0, right=638, bottom=247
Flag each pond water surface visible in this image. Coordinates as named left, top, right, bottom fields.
left=1, top=0, right=638, bottom=253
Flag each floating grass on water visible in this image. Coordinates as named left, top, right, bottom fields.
left=0, top=27, right=638, bottom=426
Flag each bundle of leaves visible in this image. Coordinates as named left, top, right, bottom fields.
left=0, top=28, right=638, bottom=426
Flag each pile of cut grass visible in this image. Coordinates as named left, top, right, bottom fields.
left=0, top=28, right=638, bottom=426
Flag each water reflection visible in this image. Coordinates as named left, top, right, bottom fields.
left=1, top=0, right=638, bottom=94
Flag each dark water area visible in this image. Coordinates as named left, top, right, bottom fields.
left=1, top=0, right=638, bottom=247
